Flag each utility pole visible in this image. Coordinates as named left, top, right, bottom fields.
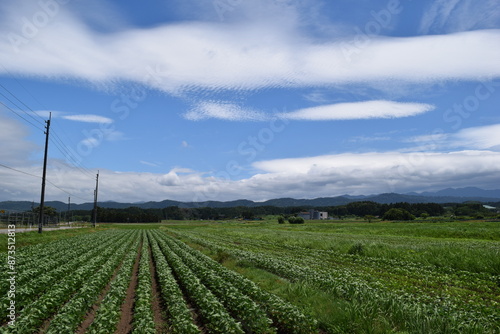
left=67, top=196, right=71, bottom=225
left=92, top=171, right=99, bottom=228
left=38, top=113, right=51, bottom=233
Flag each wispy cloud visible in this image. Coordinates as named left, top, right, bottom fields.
left=279, top=101, right=435, bottom=121
left=406, top=123, right=500, bottom=151
left=419, top=0, right=500, bottom=34
left=452, top=123, right=500, bottom=150
left=140, top=161, right=160, bottom=167
left=62, top=114, right=114, bottom=124
left=184, top=102, right=268, bottom=121
left=0, top=2, right=499, bottom=95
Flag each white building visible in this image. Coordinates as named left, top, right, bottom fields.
left=298, top=210, right=328, bottom=220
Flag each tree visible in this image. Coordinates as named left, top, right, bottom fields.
left=363, top=215, right=376, bottom=223
left=241, top=210, right=255, bottom=220
left=382, top=208, right=415, bottom=221
left=33, top=206, right=57, bottom=217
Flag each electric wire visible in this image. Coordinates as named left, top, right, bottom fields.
left=0, top=83, right=45, bottom=124
left=0, top=80, right=96, bottom=180
left=0, top=162, right=93, bottom=202
left=0, top=100, right=45, bottom=132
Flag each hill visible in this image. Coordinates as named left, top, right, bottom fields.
left=1, top=187, right=500, bottom=212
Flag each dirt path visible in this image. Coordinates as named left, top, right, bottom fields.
left=0, top=226, right=84, bottom=234
left=114, top=243, right=141, bottom=334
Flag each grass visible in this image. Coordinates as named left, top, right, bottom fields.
left=168, top=219, right=500, bottom=333
left=169, top=220, right=500, bottom=275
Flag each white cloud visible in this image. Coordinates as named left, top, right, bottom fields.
left=406, top=123, right=500, bottom=151
left=0, top=111, right=38, bottom=164
left=62, top=114, right=114, bottom=124
left=420, top=0, right=500, bottom=34
left=3, top=149, right=500, bottom=203
left=279, top=100, right=435, bottom=120
left=0, top=3, right=499, bottom=95
left=249, top=150, right=500, bottom=197
left=452, top=123, right=500, bottom=150
left=184, top=102, right=268, bottom=121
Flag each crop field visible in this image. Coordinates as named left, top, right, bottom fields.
left=0, top=220, right=499, bottom=333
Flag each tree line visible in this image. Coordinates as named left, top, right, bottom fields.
left=33, top=201, right=497, bottom=223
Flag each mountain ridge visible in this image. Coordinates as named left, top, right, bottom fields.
left=1, top=187, right=499, bottom=212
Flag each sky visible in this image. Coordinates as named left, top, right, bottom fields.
left=1, top=0, right=500, bottom=204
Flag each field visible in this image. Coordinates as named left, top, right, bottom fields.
left=1, top=220, right=499, bottom=333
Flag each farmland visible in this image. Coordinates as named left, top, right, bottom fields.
left=0, top=220, right=499, bottom=333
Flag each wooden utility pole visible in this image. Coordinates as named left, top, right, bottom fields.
left=67, top=196, right=71, bottom=225
left=92, top=171, right=99, bottom=228
left=38, top=113, right=51, bottom=233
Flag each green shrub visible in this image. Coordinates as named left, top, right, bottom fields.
left=278, top=216, right=286, bottom=224
left=347, top=243, right=364, bottom=255
left=382, top=208, right=415, bottom=221
left=288, top=217, right=305, bottom=224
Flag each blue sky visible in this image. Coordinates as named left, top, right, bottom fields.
left=1, top=0, right=500, bottom=203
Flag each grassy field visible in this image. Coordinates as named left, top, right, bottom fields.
left=165, top=219, right=500, bottom=333
left=0, top=219, right=498, bottom=333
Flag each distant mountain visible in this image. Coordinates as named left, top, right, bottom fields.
left=2, top=188, right=500, bottom=212
left=408, top=187, right=500, bottom=199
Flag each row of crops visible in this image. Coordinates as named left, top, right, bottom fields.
left=168, top=228, right=500, bottom=333
left=0, top=229, right=321, bottom=333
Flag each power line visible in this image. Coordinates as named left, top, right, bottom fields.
left=49, top=119, right=96, bottom=178
left=0, top=83, right=45, bottom=124
left=0, top=80, right=96, bottom=180
left=0, top=100, right=45, bottom=131
left=0, top=162, right=93, bottom=202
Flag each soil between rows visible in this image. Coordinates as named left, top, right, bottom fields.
left=115, top=242, right=142, bottom=334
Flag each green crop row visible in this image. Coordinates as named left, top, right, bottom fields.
left=149, top=231, right=200, bottom=334
left=153, top=231, right=244, bottom=333
left=131, top=231, right=156, bottom=334
left=0, top=230, right=129, bottom=308
left=87, top=233, right=141, bottom=334
left=154, top=230, right=319, bottom=334
left=3, top=231, right=135, bottom=334
left=156, top=232, right=275, bottom=333
left=170, top=229, right=499, bottom=333
left=45, top=232, right=137, bottom=334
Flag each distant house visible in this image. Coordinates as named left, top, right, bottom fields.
left=298, top=209, right=328, bottom=220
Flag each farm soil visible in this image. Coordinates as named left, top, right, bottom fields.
left=148, top=244, right=169, bottom=333
left=115, top=245, right=141, bottom=334
left=77, top=250, right=129, bottom=333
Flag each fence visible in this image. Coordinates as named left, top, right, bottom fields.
left=0, top=211, right=60, bottom=228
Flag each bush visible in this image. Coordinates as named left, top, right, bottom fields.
left=288, top=216, right=305, bottom=224
left=382, top=208, right=415, bottom=221
left=277, top=216, right=286, bottom=224
left=347, top=243, right=364, bottom=255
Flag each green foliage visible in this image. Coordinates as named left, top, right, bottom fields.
left=167, top=221, right=499, bottom=333
left=132, top=233, right=156, bottom=334
left=277, top=216, right=286, bottom=224
left=32, top=205, right=57, bottom=216
left=382, top=208, right=415, bottom=221
left=288, top=216, right=305, bottom=224
left=347, top=243, right=364, bottom=255
left=363, top=215, right=375, bottom=223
